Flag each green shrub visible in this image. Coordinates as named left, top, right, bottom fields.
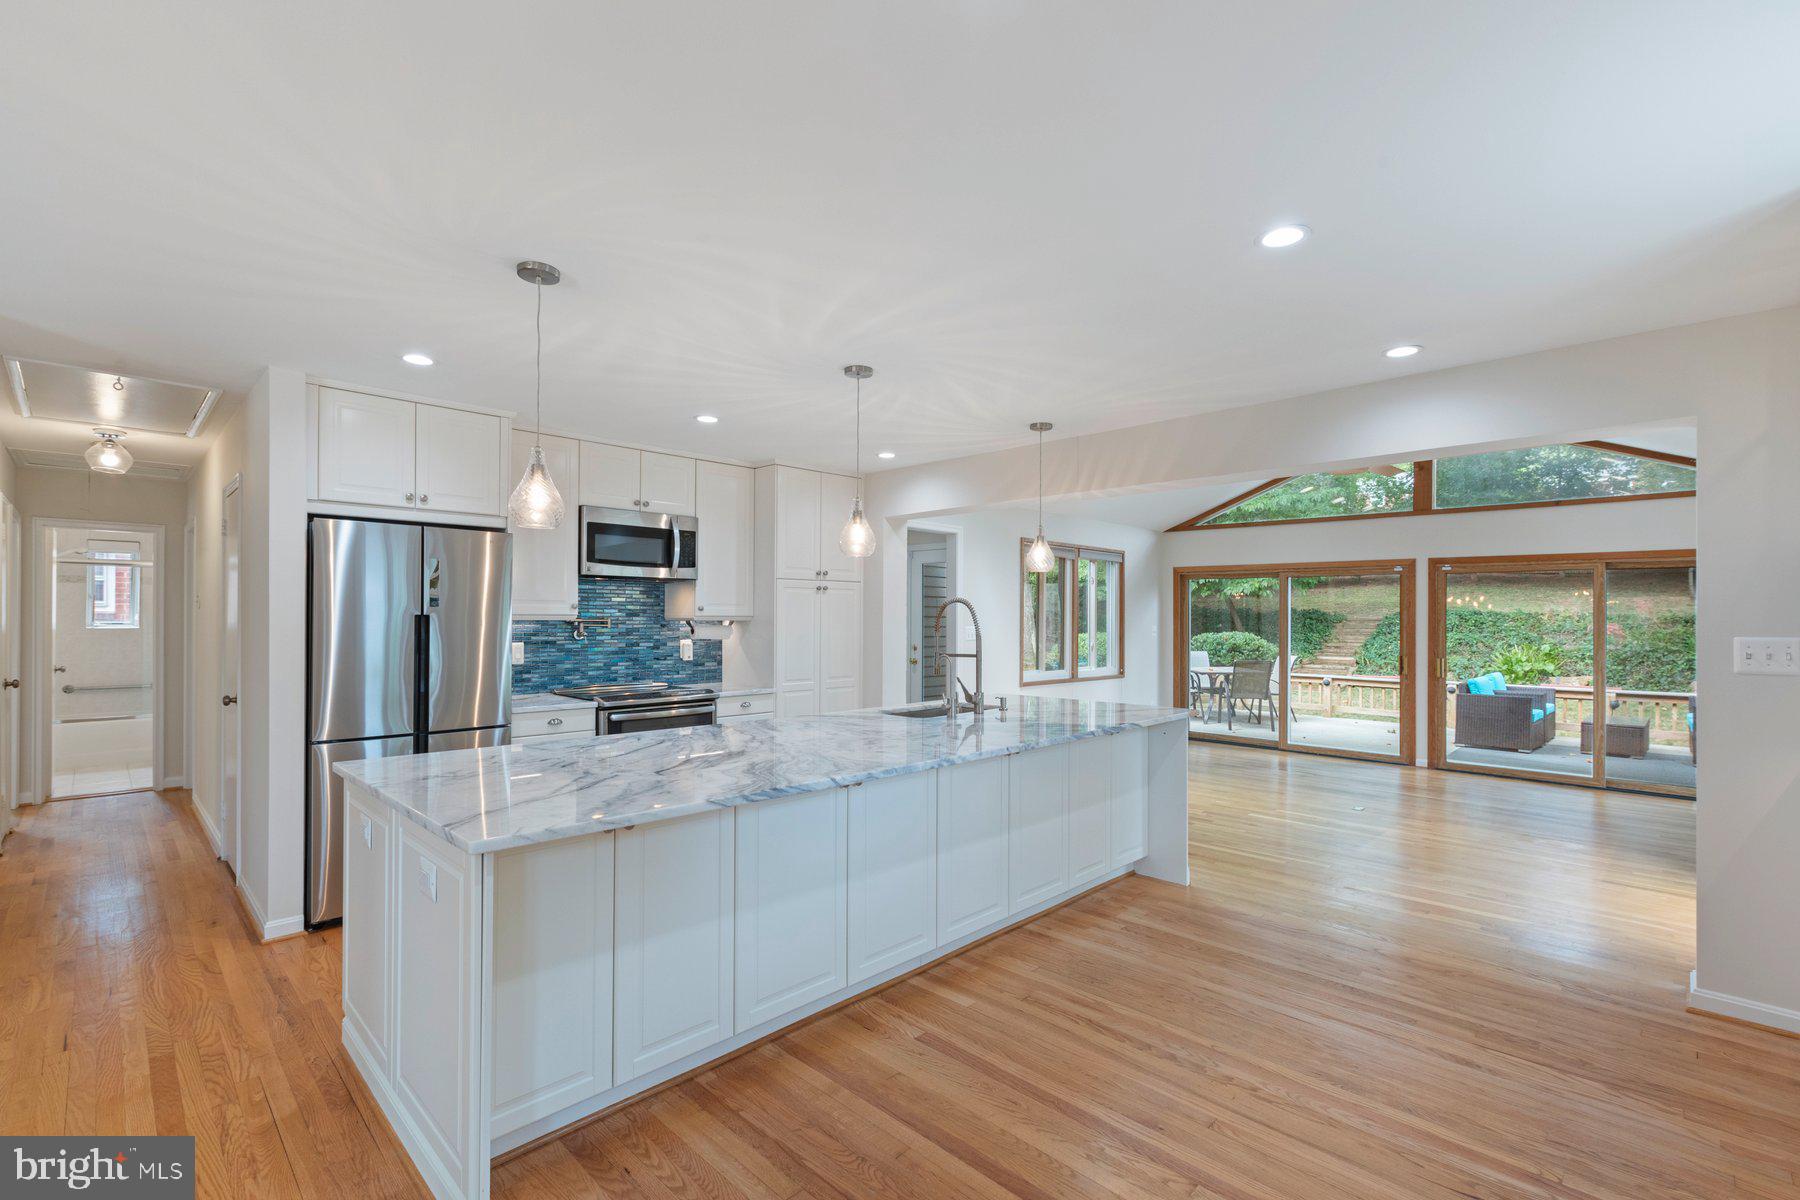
left=1492, top=642, right=1563, bottom=685
left=1190, top=631, right=1277, bottom=663
left=1353, top=608, right=1694, bottom=691
left=1188, top=602, right=1343, bottom=660
left=1606, top=611, right=1695, bottom=691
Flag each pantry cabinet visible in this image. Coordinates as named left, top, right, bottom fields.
left=769, top=579, right=860, bottom=718
left=692, top=460, right=754, bottom=618
left=758, top=464, right=863, bottom=584
left=310, top=385, right=510, bottom=519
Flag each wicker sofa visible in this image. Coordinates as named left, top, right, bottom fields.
left=1452, top=674, right=1557, bottom=752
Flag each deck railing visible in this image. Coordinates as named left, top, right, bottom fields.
left=1282, top=674, right=1694, bottom=746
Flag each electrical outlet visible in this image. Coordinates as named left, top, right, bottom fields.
left=511, top=641, right=525, bottom=665
left=679, top=637, right=694, bottom=662
left=1734, top=637, right=1800, bottom=675
left=418, top=857, right=437, bottom=902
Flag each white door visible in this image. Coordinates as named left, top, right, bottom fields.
left=907, top=543, right=949, bottom=703
left=735, top=788, right=847, bottom=1031
left=771, top=466, right=821, bottom=581
left=221, top=481, right=242, bottom=868
left=817, top=582, right=862, bottom=714
left=509, top=434, right=581, bottom=618
left=639, top=452, right=696, bottom=516
left=315, top=387, right=417, bottom=507
left=1008, top=744, right=1070, bottom=913
left=1068, top=737, right=1113, bottom=886
left=693, top=461, right=753, bottom=618
left=773, top=579, right=820, bottom=717
left=415, top=404, right=504, bottom=516
left=0, top=499, right=17, bottom=830
left=578, top=442, right=642, bottom=510
left=1111, top=727, right=1149, bottom=867
left=848, top=773, right=936, bottom=984
left=816, top=473, right=863, bottom=583
left=613, top=809, right=733, bottom=1085
left=936, top=755, right=1009, bottom=943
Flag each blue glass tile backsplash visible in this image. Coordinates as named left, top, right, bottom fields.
left=511, top=577, right=721, bottom=693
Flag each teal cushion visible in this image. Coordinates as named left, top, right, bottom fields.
left=1544, top=701, right=1556, bottom=714
left=1530, top=708, right=1545, bottom=722
left=1466, top=677, right=1495, bottom=695
left=1486, top=672, right=1510, bottom=692
left=1686, top=712, right=1695, bottom=730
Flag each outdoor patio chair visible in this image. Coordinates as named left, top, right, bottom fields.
left=1687, top=695, right=1697, bottom=765
left=1227, top=660, right=1277, bottom=729
left=1452, top=673, right=1555, bottom=752
left=1188, top=651, right=1227, bottom=722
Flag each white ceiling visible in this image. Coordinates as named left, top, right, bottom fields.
left=2, top=3, right=1796, bottom=474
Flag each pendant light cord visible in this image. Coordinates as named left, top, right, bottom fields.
left=854, top=375, right=862, bottom=484
left=1037, top=426, right=1044, bottom=531
left=533, top=280, right=543, bottom=443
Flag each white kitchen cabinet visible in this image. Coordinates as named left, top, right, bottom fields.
left=1068, top=736, right=1113, bottom=887
left=416, top=404, right=505, bottom=516
left=509, top=433, right=582, bottom=618
left=341, top=789, right=392, bottom=1079
left=578, top=442, right=642, bottom=510
left=848, top=773, right=936, bottom=984
left=763, top=465, right=822, bottom=580
left=1111, top=726, right=1149, bottom=867
left=1008, top=744, right=1070, bottom=913
left=816, top=471, right=863, bottom=583
left=818, top=583, right=862, bottom=713
left=734, top=789, right=847, bottom=1031
left=613, top=809, right=734, bottom=1085
left=773, top=579, right=821, bottom=717
left=693, top=461, right=753, bottom=617
left=640, top=452, right=697, bottom=516
left=316, top=387, right=417, bottom=507
left=490, top=834, right=613, bottom=1136
left=936, top=755, right=1009, bottom=943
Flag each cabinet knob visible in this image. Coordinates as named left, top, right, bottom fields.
left=221, top=694, right=238, bottom=706
left=404, top=492, right=415, bottom=504
left=821, top=570, right=829, bottom=577
left=1, top=678, right=19, bottom=689
left=740, top=700, right=752, bottom=708
left=419, top=494, right=429, bottom=505
left=697, top=605, right=705, bottom=612
left=547, top=717, right=562, bottom=726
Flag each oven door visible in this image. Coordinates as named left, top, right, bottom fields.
left=603, top=702, right=716, bottom=736
left=579, top=506, right=698, bottom=580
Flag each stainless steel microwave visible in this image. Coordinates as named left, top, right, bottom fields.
left=578, top=505, right=697, bottom=580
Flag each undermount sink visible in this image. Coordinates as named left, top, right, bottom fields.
left=882, top=703, right=996, bottom=719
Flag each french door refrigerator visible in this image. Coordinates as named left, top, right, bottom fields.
left=305, top=517, right=512, bottom=928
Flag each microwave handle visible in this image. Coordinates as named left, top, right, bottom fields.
left=670, top=522, right=682, bottom=571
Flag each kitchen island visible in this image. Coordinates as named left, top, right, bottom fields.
left=334, top=696, right=1190, bottom=1200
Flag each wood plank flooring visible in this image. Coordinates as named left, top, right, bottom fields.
left=3, top=747, right=1797, bottom=1198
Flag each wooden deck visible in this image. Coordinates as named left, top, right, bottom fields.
left=1, top=747, right=1793, bottom=1199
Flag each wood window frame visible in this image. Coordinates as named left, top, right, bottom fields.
left=1019, top=539, right=1127, bottom=686
left=1165, top=442, right=1694, bottom=533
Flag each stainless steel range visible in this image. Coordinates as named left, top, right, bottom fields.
left=550, top=682, right=718, bottom=736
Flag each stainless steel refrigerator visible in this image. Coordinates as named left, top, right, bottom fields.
left=305, top=517, right=512, bottom=927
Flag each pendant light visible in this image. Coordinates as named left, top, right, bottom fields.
left=85, top=427, right=132, bottom=475
left=837, top=364, right=876, bottom=558
left=508, top=261, right=566, bottom=530
left=1023, top=421, right=1055, bottom=573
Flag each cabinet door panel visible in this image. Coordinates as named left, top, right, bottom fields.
left=818, top=582, right=861, bottom=714
left=848, top=774, right=936, bottom=984
left=816, top=473, right=863, bottom=582
left=774, top=579, right=819, bottom=717
left=614, top=810, right=733, bottom=1084
left=579, top=442, right=642, bottom=510
left=1111, top=727, right=1149, bottom=867
left=416, top=404, right=504, bottom=515
left=694, top=461, right=753, bottom=617
left=1008, top=744, right=1070, bottom=912
left=342, top=790, right=391, bottom=1076
left=640, top=452, right=697, bottom=516
left=937, top=756, right=1009, bottom=943
left=772, top=466, right=821, bottom=580
left=509, top=433, right=581, bottom=617
left=316, top=387, right=416, bottom=507
left=1068, top=737, right=1113, bottom=886
left=735, top=789, right=847, bottom=1031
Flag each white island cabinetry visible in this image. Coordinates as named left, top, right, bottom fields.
left=336, top=701, right=1188, bottom=1200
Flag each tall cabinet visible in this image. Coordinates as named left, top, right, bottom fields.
left=747, top=465, right=865, bottom=716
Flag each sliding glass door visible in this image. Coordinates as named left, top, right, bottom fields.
left=1176, top=561, right=1414, bottom=764
left=1429, top=553, right=1695, bottom=797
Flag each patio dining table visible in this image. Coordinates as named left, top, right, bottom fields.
left=1189, top=665, right=1234, bottom=724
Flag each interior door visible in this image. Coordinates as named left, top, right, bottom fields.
left=221, top=481, right=242, bottom=867
left=907, top=544, right=948, bottom=704
left=0, top=499, right=16, bottom=830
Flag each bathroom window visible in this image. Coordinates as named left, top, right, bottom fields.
left=87, top=549, right=140, bottom=629
left=1021, top=541, right=1125, bottom=684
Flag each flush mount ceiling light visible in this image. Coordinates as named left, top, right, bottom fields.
left=1259, top=224, right=1309, bottom=249
left=402, top=352, right=434, bottom=367
left=876, top=450, right=896, bottom=460
left=1024, top=422, right=1056, bottom=574
left=506, top=261, right=565, bottom=531
left=85, top=427, right=132, bottom=475
left=1385, top=344, right=1423, bottom=359
left=837, top=365, right=876, bottom=559
left=695, top=414, right=719, bottom=424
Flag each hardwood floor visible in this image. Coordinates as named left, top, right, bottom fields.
left=2, top=749, right=1796, bottom=1198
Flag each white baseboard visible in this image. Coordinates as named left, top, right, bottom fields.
left=1688, top=970, right=1800, bottom=1036
left=161, top=774, right=189, bottom=790
left=191, top=793, right=223, bottom=858
left=233, top=875, right=307, bottom=943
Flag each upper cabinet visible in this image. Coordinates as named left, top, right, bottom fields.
left=310, top=385, right=509, bottom=520
left=693, top=461, right=754, bottom=618
left=579, top=444, right=696, bottom=516
left=757, top=465, right=862, bottom=584
left=509, top=434, right=581, bottom=618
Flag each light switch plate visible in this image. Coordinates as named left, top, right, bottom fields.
left=418, top=857, right=437, bottom=902
left=511, top=641, right=525, bottom=665
left=1733, top=636, right=1800, bottom=675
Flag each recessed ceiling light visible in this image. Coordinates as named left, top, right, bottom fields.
left=1258, top=224, right=1309, bottom=249
left=402, top=353, right=434, bottom=367
left=876, top=451, right=896, bottom=460
left=1384, top=344, right=1422, bottom=359
left=695, top=414, right=719, bottom=424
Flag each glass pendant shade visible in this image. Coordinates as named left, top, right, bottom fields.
left=508, top=445, right=565, bottom=529
left=838, top=498, right=876, bottom=558
left=1024, top=529, right=1055, bottom=574
left=85, top=432, right=132, bottom=475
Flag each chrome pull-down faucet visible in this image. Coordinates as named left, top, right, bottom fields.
left=934, top=597, right=983, bottom=714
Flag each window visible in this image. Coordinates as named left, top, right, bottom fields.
left=1021, top=541, right=1124, bottom=683
left=1432, top=443, right=1695, bottom=509
left=86, top=546, right=140, bottom=630
left=1201, top=465, right=1415, bottom=526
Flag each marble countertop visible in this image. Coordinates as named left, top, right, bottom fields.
left=714, top=686, right=773, bottom=698
left=337, top=695, right=1186, bottom=855
left=511, top=692, right=599, bottom=714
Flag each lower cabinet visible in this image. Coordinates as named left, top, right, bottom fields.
left=847, top=773, right=936, bottom=984
left=1111, top=726, right=1149, bottom=866
left=936, top=755, right=1010, bottom=943
left=613, top=809, right=734, bottom=1085
left=1069, top=738, right=1114, bottom=887
left=734, top=789, right=848, bottom=1031
left=1008, top=744, right=1071, bottom=912
left=342, top=789, right=391, bottom=1078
